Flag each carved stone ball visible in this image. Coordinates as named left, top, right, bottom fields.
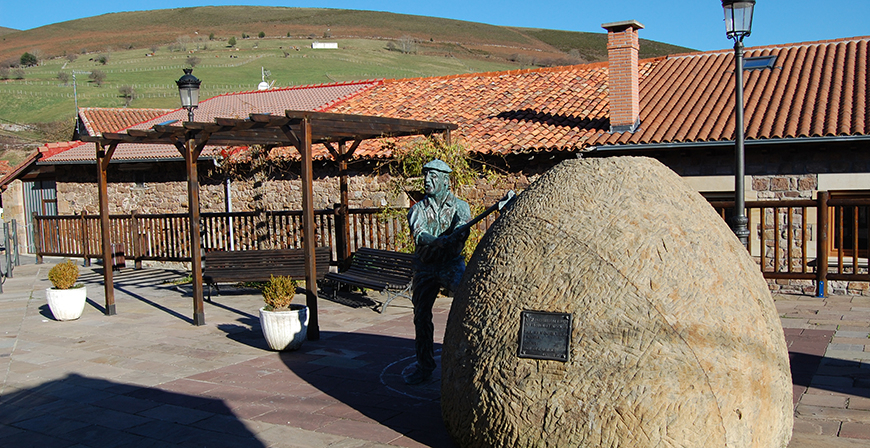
left=441, top=157, right=792, bottom=448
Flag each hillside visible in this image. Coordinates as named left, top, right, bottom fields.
left=0, top=27, right=17, bottom=36
left=0, top=7, right=692, bottom=66
left=0, top=7, right=692, bottom=158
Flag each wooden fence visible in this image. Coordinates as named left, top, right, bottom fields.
left=32, top=193, right=869, bottom=295
left=33, top=207, right=408, bottom=266
left=710, top=192, right=869, bottom=293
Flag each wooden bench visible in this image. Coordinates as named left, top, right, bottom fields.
left=324, top=247, right=415, bottom=313
left=202, top=247, right=332, bottom=300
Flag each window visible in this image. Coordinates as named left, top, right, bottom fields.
left=829, top=192, right=870, bottom=258
left=743, top=55, right=777, bottom=71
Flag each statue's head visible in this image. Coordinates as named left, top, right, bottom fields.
left=422, top=159, right=452, bottom=199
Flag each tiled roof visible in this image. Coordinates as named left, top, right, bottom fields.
left=326, top=64, right=628, bottom=157
left=325, top=36, right=870, bottom=155
left=43, top=36, right=870, bottom=165
left=0, top=142, right=86, bottom=188
left=46, top=81, right=380, bottom=163
left=592, top=36, right=870, bottom=147
left=78, top=108, right=174, bottom=136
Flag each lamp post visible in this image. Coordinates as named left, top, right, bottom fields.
left=176, top=68, right=201, bottom=122
left=175, top=68, right=205, bottom=324
left=723, top=0, right=755, bottom=248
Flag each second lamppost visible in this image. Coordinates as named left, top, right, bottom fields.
left=722, top=0, right=755, bottom=248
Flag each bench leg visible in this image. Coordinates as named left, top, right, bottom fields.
left=379, top=284, right=412, bottom=314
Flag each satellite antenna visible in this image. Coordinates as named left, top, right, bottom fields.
left=257, top=67, right=273, bottom=91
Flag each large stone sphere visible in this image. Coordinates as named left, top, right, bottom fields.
left=441, top=157, right=792, bottom=448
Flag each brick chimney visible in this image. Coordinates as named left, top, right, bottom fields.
left=602, top=20, right=644, bottom=133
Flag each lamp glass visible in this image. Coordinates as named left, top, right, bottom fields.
left=179, top=86, right=199, bottom=109
left=723, top=0, right=755, bottom=40
left=175, top=69, right=201, bottom=109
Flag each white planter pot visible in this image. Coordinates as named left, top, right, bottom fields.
left=259, top=305, right=308, bottom=351
left=46, top=286, right=87, bottom=321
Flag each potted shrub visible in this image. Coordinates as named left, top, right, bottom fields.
left=46, top=259, right=87, bottom=321
left=259, top=275, right=308, bottom=351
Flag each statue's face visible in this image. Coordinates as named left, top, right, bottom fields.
left=424, top=169, right=449, bottom=197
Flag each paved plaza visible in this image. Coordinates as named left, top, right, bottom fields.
left=0, top=258, right=867, bottom=447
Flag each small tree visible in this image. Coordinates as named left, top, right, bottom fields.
left=12, top=68, right=25, bottom=80
left=185, top=56, right=201, bottom=68
left=89, top=70, right=106, bottom=86
left=208, top=32, right=215, bottom=40
left=96, top=54, right=109, bottom=65
left=20, top=52, right=38, bottom=67
left=258, top=31, right=265, bottom=38
left=65, top=53, right=78, bottom=62
left=0, top=67, right=9, bottom=80
left=119, top=85, right=135, bottom=107
left=228, top=36, right=237, bottom=47
left=57, top=71, right=70, bottom=85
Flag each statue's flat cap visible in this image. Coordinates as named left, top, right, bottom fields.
left=422, top=159, right=452, bottom=173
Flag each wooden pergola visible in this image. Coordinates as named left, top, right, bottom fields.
left=81, top=110, right=456, bottom=339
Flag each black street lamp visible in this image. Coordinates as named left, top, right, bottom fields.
left=176, top=68, right=201, bottom=122
left=723, top=0, right=755, bottom=248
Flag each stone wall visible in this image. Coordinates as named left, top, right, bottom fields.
left=53, top=158, right=544, bottom=216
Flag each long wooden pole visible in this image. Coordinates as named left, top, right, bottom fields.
left=184, top=137, right=206, bottom=325
left=337, top=141, right=351, bottom=268
left=96, top=141, right=117, bottom=315
left=299, top=117, right=319, bottom=341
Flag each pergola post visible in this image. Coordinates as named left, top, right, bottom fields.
left=335, top=140, right=360, bottom=268
left=180, top=137, right=206, bottom=325
left=96, top=141, right=117, bottom=315
left=298, top=116, right=320, bottom=341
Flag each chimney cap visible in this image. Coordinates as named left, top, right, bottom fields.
left=601, top=20, right=645, bottom=32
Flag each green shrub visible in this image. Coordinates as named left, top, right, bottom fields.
left=262, top=275, right=297, bottom=311
left=48, top=260, right=79, bottom=289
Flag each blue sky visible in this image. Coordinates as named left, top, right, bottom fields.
left=1, top=0, right=867, bottom=52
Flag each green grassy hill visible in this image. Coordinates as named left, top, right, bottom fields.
left=0, top=6, right=693, bottom=158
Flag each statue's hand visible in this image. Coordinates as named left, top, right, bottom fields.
left=432, top=235, right=449, bottom=249
left=449, top=228, right=470, bottom=247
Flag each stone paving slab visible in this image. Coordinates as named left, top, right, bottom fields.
left=0, top=260, right=868, bottom=446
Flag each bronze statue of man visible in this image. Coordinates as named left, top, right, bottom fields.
left=405, top=159, right=471, bottom=385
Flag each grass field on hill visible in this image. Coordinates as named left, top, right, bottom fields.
left=0, top=36, right=521, bottom=124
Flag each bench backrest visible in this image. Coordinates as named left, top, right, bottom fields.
left=203, top=247, right=331, bottom=280
left=346, top=247, right=414, bottom=282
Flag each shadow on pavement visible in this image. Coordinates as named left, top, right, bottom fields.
left=278, top=331, right=458, bottom=447
left=0, top=373, right=265, bottom=447
left=790, top=352, right=870, bottom=399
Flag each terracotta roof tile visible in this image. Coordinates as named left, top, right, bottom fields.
left=47, top=81, right=380, bottom=163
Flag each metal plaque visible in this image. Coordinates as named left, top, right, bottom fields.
left=518, top=311, right=572, bottom=362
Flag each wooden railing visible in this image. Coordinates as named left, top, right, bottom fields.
left=33, top=192, right=870, bottom=296
left=711, top=192, right=870, bottom=293
left=32, top=208, right=411, bottom=267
